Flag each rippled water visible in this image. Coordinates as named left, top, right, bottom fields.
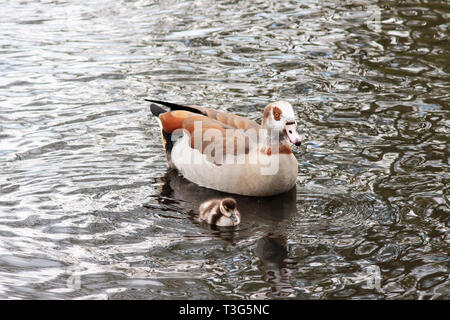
left=0, top=0, right=448, bottom=299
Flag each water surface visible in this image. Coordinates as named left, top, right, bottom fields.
left=0, top=0, right=448, bottom=299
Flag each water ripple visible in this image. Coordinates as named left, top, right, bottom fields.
left=0, top=0, right=448, bottom=299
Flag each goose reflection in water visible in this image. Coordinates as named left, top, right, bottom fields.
left=153, top=168, right=298, bottom=297
left=255, top=234, right=297, bottom=298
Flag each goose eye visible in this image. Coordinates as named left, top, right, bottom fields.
left=272, top=107, right=282, bottom=121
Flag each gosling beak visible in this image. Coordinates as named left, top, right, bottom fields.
left=284, top=122, right=301, bottom=146
left=230, top=214, right=238, bottom=222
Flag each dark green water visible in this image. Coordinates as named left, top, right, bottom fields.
left=0, top=0, right=448, bottom=299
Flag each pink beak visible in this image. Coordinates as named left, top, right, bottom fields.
left=284, top=123, right=302, bottom=146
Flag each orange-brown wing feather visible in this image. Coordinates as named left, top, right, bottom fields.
left=182, top=114, right=252, bottom=164
left=159, top=107, right=259, bottom=132
left=201, top=108, right=260, bottom=130
left=181, top=104, right=260, bottom=130
left=158, top=110, right=197, bottom=133
left=158, top=108, right=258, bottom=165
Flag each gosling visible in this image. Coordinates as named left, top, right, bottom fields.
left=199, top=198, right=241, bottom=227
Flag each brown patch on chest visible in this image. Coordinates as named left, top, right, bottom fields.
left=265, top=144, right=292, bottom=155
left=279, top=144, right=292, bottom=154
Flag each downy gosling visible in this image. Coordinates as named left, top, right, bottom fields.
left=199, top=198, right=241, bottom=227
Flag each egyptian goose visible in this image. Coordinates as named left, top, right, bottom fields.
left=148, top=99, right=301, bottom=196
left=199, top=198, right=241, bottom=227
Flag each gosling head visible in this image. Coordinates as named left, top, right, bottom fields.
left=219, top=198, right=241, bottom=225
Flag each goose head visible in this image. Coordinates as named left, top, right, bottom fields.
left=262, top=101, right=301, bottom=146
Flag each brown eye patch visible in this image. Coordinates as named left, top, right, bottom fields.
left=273, top=107, right=282, bottom=121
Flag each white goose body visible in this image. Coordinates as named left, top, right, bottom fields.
left=172, top=134, right=298, bottom=196
left=149, top=100, right=302, bottom=197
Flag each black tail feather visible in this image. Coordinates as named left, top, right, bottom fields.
left=145, top=99, right=205, bottom=115
left=150, top=103, right=166, bottom=117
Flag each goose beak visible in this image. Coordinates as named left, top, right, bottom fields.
left=230, top=214, right=238, bottom=222
left=284, top=122, right=301, bottom=146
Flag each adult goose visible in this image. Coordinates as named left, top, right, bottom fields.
left=148, top=99, right=301, bottom=196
